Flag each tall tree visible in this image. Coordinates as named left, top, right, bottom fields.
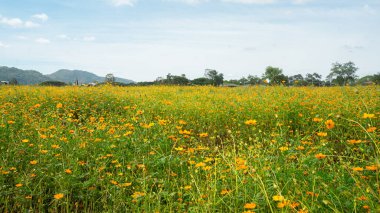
left=205, top=69, right=224, bottom=86
left=305, top=73, right=322, bottom=86
left=327, top=61, right=358, bottom=86
left=105, top=73, right=115, bottom=83
left=263, top=66, right=287, bottom=85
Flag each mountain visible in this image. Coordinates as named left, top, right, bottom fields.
left=0, top=66, right=134, bottom=85
left=0, top=66, right=52, bottom=85
left=47, top=69, right=134, bottom=84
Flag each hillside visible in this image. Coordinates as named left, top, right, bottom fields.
left=0, top=66, right=52, bottom=85
left=47, top=69, right=134, bottom=84
left=0, top=66, right=134, bottom=85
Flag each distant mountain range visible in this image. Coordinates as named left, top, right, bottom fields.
left=0, top=66, right=134, bottom=85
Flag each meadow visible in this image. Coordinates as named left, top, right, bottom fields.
left=0, top=85, right=379, bottom=212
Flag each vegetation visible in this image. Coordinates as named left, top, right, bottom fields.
left=40, top=81, right=67, bottom=87
left=0, top=85, right=378, bottom=212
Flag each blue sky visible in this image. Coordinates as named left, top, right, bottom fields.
left=1, top=0, right=379, bottom=81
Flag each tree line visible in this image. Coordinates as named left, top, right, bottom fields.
left=128, top=61, right=379, bottom=87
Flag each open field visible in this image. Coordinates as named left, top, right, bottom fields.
left=0, top=85, right=379, bottom=212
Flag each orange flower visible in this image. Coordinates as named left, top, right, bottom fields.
left=366, top=165, right=377, bottom=171
left=325, top=119, right=335, bottom=129
left=244, top=203, right=257, bottom=209
left=367, top=127, right=376, bottom=133
left=313, top=117, right=323, bottom=122
left=15, top=183, right=23, bottom=187
left=30, top=160, right=38, bottom=165
left=56, top=103, right=63, bottom=109
left=65, top=169, right=72, bottom=174
left=352, top=167, right=364, bottom=172
left=54, top=193, right=64, bottom=200
left=315, top=153, right=326, bottom=159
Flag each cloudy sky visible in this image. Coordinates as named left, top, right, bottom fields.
left=1, top=0, right=379, bottom=81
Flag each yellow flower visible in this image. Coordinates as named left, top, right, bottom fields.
left=313, top=117, right=323, bottom=122
left=220, top=189, right=230, bottom=195
left=272, top=195, right=284, bottom=201
left=362, top=113, right=375, bottom=118
left=279, top=146, right=289, bottom=152
left=184, top=185, right=192, bottom=190
left=54, top=193, right=64, bottom=200
left=245, top=119, right=257, bottom=125
left=244, top=203, right=257, bottom=209
left=22, top=139, right=29, bottom=143
left=199, top=133, right=208, bottom=138
left=317, top=132, right=327, bottom=137
left=121, top=182, right=132, bottom=187
left=325, top=119, right=335, bottom=129
left=195, top=162, right=206, bottom=167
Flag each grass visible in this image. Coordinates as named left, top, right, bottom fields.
left=0, top=85, right=379, bottom=212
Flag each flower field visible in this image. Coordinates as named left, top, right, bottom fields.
left=0, top=85, right=379, bottom=212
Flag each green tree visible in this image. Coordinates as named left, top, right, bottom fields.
left=327, top=62, right=358, bottom=86
left=205, top=69, right=224, bottom=86
left=191, top=77, right=212, bottom=85
left=305, top=73, right=322, bottom=86
left=263, top=66, right=287, bottom=85
left=105, top=73, right=115, bottom=83
left=247, top=75, right=261, bottom=85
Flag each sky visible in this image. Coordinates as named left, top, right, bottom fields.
left=1, top=0, right=379, bottom=82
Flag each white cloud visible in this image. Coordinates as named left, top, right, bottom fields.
left=25, top=21, right=40, bottom=28
left=0, top=41, right=9, bottom=48
left=222, top=0, right=275, bottom=4
left=0, top=14, right=43, bottom=28
left=292, top=0, right=313, bottom=4
left=83, top=36, right=96, bottom=41
left=168, top=0, right=209, bottom=5
left=35, top=38, right=51, bottom=44
left=110, top=0, right=137, bottom=6
left=32, top=13, right=49, bottom=22
left=57, top=34, right=70, bottom=40
left=0, top=15, right=23, bottom=27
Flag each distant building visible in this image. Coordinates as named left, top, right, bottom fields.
left=1, top=81, right=10, bottom=85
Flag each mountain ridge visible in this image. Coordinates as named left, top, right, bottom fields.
left=0, top=66, right=134, bottom=85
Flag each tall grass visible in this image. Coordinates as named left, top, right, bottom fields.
left=0, top=85, right=379, bottom=212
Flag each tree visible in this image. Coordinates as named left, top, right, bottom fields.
left=262, top=66, right=287, bottom=85
left=9, top=78, right=18, bottom=85
left=327, top=62, right=358, bottom=86
left=247, top=75, right=261, bottom=85
left=289, top=74, right=305, bottom=86
left=105, top=73, right=115, bottom=83
left=191, top=77, right=212, bottom=85
left=373, top=73, right=380, bottom=84
left=305, top=73, right=322, bottom=86
left=205, top=69, right=224, bottom=86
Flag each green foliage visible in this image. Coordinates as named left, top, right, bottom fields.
left=263, top=66, right=287, bottom=85
left=0, top=66, right=51, bottom=85
left=39, top=81, right=67, bottom=87
left=191, top=77, right=212, bottom=85
left=328, top=62, right=358, bottom=86
left=205, top=69, right=224, bottom=86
